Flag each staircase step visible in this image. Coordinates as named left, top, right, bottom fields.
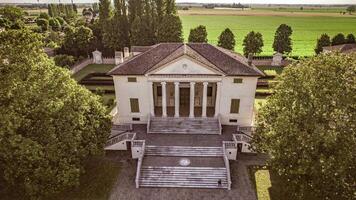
left=145, top=145, right=223, bottom=157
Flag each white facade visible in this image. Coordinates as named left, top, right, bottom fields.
left=112, top=56, right=259, bottom=126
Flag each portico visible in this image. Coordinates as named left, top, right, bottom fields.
left=148, top=76, right=222, bottom=118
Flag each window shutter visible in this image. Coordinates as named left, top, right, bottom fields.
left=130, top=98, right=140, bottom=113
left=230, top=99, right=240, bottom=114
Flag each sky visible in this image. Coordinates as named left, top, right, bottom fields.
left=0, top=0, right=355, bottom=5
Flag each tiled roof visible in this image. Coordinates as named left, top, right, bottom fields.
left=108, top=43, right=264, bottom=76
left=131, top=45, right=155, bottom=53
left=323, top=44, right=356, bottom=53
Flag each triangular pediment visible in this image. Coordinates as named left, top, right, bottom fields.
left=146, top=45, right=225, bottom=75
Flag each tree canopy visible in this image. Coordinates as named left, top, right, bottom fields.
left=217, top=28, right=236, bottom=50
left=242, top=31, right=264, bottom=57
left=188, top=25, right=208, bottom=43
left=0, top=29, right=111, bottom=199
left=272, top=24, right=293, bottom=54
left=252, top=53, right=356, bottom=200
left=61, top=25, right=94, bottom=57
left=157, top=14, right=183, bottom=43
left=314, top=33, right=331, bottom=54
left=331, top=33, right=346, bottom=45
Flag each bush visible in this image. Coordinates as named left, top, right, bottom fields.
left=36, top=18, right=49, bottom=32
left=53, top=54, right=77, bottom=69
left=48, top=18, right=61, bottom=31
left=55, top=16, right=65, bottom=26
left=38, top=12, right=50, bottom=20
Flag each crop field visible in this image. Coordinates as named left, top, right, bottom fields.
left=179, top=8, right=356, bottom=56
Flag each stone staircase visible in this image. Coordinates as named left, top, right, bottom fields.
left=136, top=145, right=230, bottom=189
left=139, top=166, right=228, bottom=189
left=148, top=117, right=221, bottom=134
left=145, top=145, right=223, bottom=157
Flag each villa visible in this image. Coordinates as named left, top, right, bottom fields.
left=104, top=43, right=264, bottom=190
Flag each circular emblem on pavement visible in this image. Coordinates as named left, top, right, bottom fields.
left=179, top=158, right=191, bottom=166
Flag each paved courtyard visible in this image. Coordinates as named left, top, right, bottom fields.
left=106, top=151, right=268, bottom=200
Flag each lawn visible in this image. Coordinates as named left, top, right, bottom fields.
left=249, top=167, right=318, bottom=200
left=180, top=13, right=356, bottom=56
left=72, top=64, right=116, bottom=82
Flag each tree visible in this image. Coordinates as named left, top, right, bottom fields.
left=36, top=18, right=49, bottom=32
left=0, top=6, right=24, bottom=23
left=48, top=18, right=61, bottom=31
left=346, top=33, right=355, bottom=44
left=156, top=0, right=164, bottom=24
left=346, top=5, right=356, bottom=14
left=165, top=0, right=177, bottom=15
left=157, top=14, right=183, bottom=42
left=272, top=24, right=293, bottom=54
left=99, top=0, right=112, bottom=29
left=62, top=26, right=94, bottom=57
left=38, top=12, right=50, bottom=20
left=314, top=33, right=331, bottom=54
left=0, top=18, right=11, bottom=29
left=252, top=53, right=356, bottom=200
left=242, top=31, right=264, bottom=57
left=217, top=28, right=236, bottom=50
left=0, top=29, right=111, bottom=199
left=188, top=25, right=208, bottom=43
left=331, top=33, right=346, bottom=45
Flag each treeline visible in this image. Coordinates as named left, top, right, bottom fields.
left=48, top=4, right=78, bottom=19
left=315, top=32, right=356, bottom=54
left=97, top=0, right=182, bottom=55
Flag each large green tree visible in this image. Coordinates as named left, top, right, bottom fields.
left=217, top=28, right=236, bottom=50
left=165, top=0, right=176, bottom=15
left=62, top=25, right=94, bottom=56
left=157, top=14, right=183, bottom=42
left=272, top=24, right=293, bottom=54
left=188, top=25, right=208, bottom=43
left=0, top=5, right=24, bottom=23
left=0, top=29, right=111, bottom=199
left=252, top=53, right=356, bottom=200
left=242, top=31, right=264, bottom=57
left=314, top=33, right=331, bottom=54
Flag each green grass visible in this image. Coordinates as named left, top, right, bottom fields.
left=252, top=6, right=347, bottom=13
left=249, top=167, right=318, bottom=200
left=72, top=64, right=116, bottom=82
left=180, top=15, right=356, bottom=56
left=53, top=156, right=121, bottom=200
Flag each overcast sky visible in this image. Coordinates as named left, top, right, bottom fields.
left=0, top=0, right=355, bottom=4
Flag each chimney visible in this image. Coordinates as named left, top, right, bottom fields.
left=247, top=53, right=253, bottom=66
left=123, top=47, right=130, bottom=59
left=271, top=52, right=283, bottom=66
left=115, top=51, right=123, bottom=65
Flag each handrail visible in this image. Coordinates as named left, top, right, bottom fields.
left=106, top=132, right=136, bottom=147
left=147, top=114, right=151, bottom=133
left=222, top=142, right=232, bottom=190
left=236, top=125, right=255, bottom=135
left=218, top=114, right=222, bottom=135
left=233, top=133, right=252, bottom=143
left=135, top=140, right=145, bottom=188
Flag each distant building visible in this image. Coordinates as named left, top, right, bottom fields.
left=323, top=44, right=356, bottom=54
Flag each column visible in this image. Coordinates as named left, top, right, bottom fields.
left=214, top=82, right=222, bottom=117
left=202, top=82, right=208, bottom=118
left=174, top=82, right=180, bottom=118
left=189, top=82, right=195, bottom=118
left=161, top=82, right=167, bottom=117
left=149, top=82, right=155, bottom=117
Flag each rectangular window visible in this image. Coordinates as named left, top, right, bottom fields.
left=230, top=99, right=240, bottom=114
left=233, top=78, right=243, bottom=84
left=130, top=98, right=140, bottom=113
left=229, top=119, right=238, bottom=123
left=207, top=86, right=213, bottom=97
left=128, top=77, right=137, bottom=82
left=132, top=117, right=140, bottom=121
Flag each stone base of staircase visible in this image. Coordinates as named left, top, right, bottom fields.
left=148, top=117, right=221, bottom=134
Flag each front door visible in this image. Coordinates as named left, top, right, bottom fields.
left=179, top=88, right=190, bottom=116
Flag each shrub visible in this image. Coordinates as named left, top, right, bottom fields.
left=48, top=18, right=61, bottom=31
left=36, top=18, right=49, bottom=32
left=331, top=33, right=346, bottom=45
left=38, top=12, right=50, bottom=20
left=55, top=16, right=65, bottom=26
left=53, top=54, right=77, bottom=69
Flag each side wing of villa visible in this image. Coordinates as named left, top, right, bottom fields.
left=106, top=43, right=264, bottom=190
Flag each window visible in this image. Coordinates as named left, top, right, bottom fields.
left=230, top=99, right=240, bottom=114
left=233, top=78, right=243, bottom=84
left=207, top=86, right=213, bottom=97
left=132, top=117, right=140, bottom=121
left=130, top=98, right=140, bottom=113
left=229, top=119, right=238, bottom=123
left=128, top=77, right=137, bottom=82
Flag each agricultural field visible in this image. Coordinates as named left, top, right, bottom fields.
left=179, top=8, right=356, bottom=56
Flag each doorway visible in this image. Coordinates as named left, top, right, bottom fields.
left=179, top=88, right=190, bottom=116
